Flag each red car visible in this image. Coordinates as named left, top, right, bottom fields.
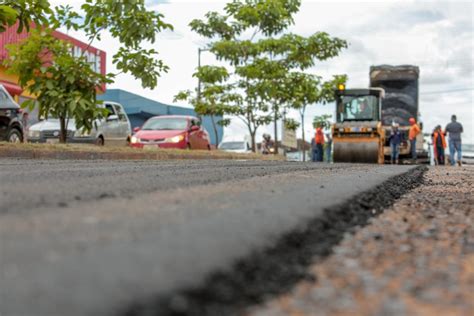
left=129, top=115, right=211, bottom=150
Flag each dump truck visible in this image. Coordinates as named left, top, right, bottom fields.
left=332, top=65, right=425, bottom=163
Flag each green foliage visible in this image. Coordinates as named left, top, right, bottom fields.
left=0, top=5, right=17, bottom=32
left=52, top=0, right=174, bottom=89
left=225, top=0, right=301, bottom=36
left=4, top=29, right=111, bottom=142
left=0, top=0, right=52, bottom=33
left=313, top=114, right=333, bottom=130
left=284, top=118, right=300, bottom=131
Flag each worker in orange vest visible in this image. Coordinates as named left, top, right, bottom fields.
left=313, top=126, right=325, bottom=162
left=432, top=125, right=447, bottom=165
left=408, top=117, right=421, bottom=163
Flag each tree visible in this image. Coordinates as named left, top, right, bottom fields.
left=174, top=66, right=232, bottom=146
left=190, top=0, right=347, bottom=152
left=5, top=29, right=111, bottom=143
left=3, top=0, right=173, bottom=143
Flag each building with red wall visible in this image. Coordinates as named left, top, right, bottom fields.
left=0, top=24, right=106, bottom=113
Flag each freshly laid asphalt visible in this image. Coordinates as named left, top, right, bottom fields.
left=0, top=158, right=416, bottom=316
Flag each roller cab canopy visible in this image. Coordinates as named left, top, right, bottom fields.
left=335, top=88, right=384, bottom=123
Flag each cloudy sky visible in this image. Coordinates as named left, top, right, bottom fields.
left=51, top=0, right=473, bottom=144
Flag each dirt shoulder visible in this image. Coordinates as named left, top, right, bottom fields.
left=249, top=166, right=474, bottom=316
left=0, top=142, right=282, bottom=161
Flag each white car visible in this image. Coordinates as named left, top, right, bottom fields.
left=218, top=136, right=252, bottom=153
left=28, top=102, right=131, bottom=146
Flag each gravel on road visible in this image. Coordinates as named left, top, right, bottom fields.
left=249, top=166, right=474, bottom=316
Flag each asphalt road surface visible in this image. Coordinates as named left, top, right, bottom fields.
left=0, top=159, right=415, bottom=316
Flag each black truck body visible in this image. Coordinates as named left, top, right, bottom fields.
left=369, top=65, right=419, bottom=127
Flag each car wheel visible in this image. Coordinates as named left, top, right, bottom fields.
left=7, top=129, right=22, bottom=143
left=95, top=136, right=104, bottom=146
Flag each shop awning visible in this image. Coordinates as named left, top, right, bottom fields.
left=0, top=80, right=23, bottom=96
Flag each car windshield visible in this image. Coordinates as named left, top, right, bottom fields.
left=337, top=95, right=378, bottom=122
left=142, top=117, right=188, bottom=130
left=0, top=89, right=19, bottom=109
left=219, top=142, right=246, bottom=150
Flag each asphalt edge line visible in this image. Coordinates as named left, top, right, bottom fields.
left=121, top=165, right=428, bottom=316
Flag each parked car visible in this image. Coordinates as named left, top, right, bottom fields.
left=130, top=115, right=211, bottom=150
left=0, top=84, right=23, bottom=143
left=218, top=135, right=252, bottom=153
left=28, top=101, right=131, bottom=146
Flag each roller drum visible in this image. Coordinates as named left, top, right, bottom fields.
left=333, top=140, right=379, bottom=163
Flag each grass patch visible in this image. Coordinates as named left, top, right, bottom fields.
left=0, top=142, right=283, bottom=161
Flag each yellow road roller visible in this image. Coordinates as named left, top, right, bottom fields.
left=332, top=87, right=386, bottom=164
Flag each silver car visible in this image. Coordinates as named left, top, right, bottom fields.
left=28, top=102, right=131, bottom=146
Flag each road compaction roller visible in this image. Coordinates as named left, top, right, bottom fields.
left=332, top=87, right=386, bottom=164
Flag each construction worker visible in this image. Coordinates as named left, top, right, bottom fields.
left=314, top=126, right=325, bottom=162
left=388, top=122, right=402, bottom=164
left=445, top=114, right=463, bottom=166
left=432, top=125, right=446, bottom=165
left=408, top=117, right=421, bottom=163
left=261, top=133, right=273, bottom=155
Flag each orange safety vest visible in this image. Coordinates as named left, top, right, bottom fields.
left=433, top=131, right=446, bottom=148
left=409, top=123, right=420, bottom=140
left=315, top=128, right=324, bottom=144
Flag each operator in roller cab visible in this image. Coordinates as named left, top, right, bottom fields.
left=332, top=85, right=385, bottom=164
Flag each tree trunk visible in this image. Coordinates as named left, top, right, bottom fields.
left=210, top=115, right=219, bottom=148
left=249, top=127, right=256, bottom=153
left=273, top=109, right=278, bottom=154
left=59, top=116, right=67, bottom=144
left=301, top=112, right=306, bottom=162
